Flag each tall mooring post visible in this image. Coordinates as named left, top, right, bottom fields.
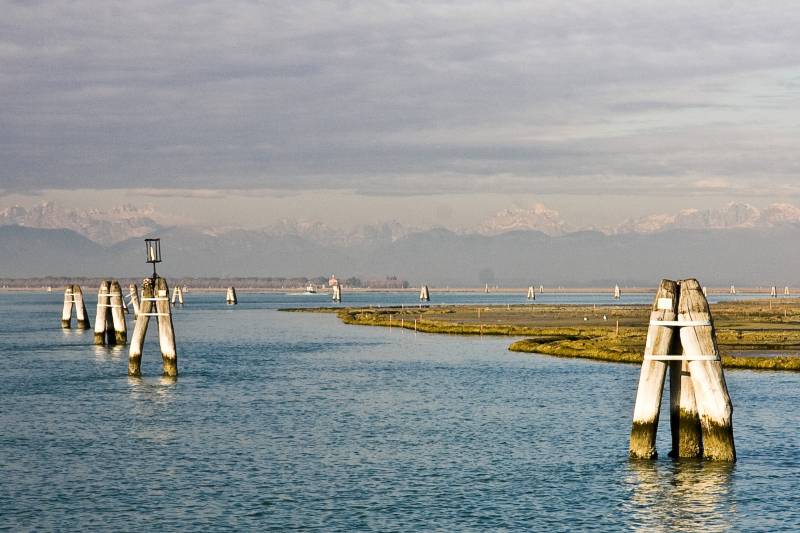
left=61, top=284, right=90, bottom=329
left=331, top=284, right=342, bottom=302
left=630, top=278, right=735, bottom=461
left=527, top=286, right=535, bottom=300
left=613, top=284, right=621, bottom=300
left=94, top=280, right=127, bottom=345
left=128, top=238, right=177, bottom=377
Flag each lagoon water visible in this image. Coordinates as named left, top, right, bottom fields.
left=2, top=291, right=800, bottom=531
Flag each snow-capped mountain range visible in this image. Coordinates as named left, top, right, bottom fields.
left=2, top=201, right=800, bottom=246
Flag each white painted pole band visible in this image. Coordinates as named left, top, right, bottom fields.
left=644, top=355, right=720, bottom=361
left=138, top=312, right=171, bottom=317
left=649, top=320, right=711, bottom=327
left=140, top=297, right=170, bottom=302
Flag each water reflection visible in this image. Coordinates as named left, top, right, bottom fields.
left=624, top=460, right=735, bottom=532
left=91, top=344, right=126, bottom=362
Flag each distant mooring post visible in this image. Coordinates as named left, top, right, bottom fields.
left=420, top=285, right=430, bottom=302
left=61, top=284, right=90, bottom=329
left=613, top=284, right=621, bottom=300
left=128, top=284, right=140, bottom=318
left=331, top=283, right=342, bottom=302
left=630, top=278, right=735, bottom=461
left=94, top=280, right=127, bottom=345
left=527, top=285, right=535, bottom=300
left=226, top=287, right=238, bottom=305
left=171, top=285, right=184, bottom=305
left=485, top=283, right=489, bottom=294
left=771, top=286, right=777, bottom=298
left=128, top=238, right=177, bottom=377
left=785, top=286, right=790, bottom=296
left=730, top=285, right=736, bottom=295
left=703, top=286, right=708, bottom=297
left=539, top=284, right=544, bottom=294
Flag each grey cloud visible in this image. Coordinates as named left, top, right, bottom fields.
left=1, top=0, right=799, bottom=195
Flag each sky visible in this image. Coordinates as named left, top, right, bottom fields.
left=1, top=1, right=799, bottom=229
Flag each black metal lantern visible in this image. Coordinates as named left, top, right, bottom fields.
left=145, top=238, right=161, bottom=278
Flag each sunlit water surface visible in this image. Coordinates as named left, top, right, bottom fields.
left=1, top=291, right=799, bottom=531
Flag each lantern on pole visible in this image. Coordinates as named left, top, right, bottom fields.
left=144, top=238, right=162, bottom=279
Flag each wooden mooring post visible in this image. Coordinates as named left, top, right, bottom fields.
left=226, top=287, right=238, bottom=305
left=61, top=284, right=90, bottom=329
left=128, top=277, right=177, bottom=377
left=332, top=284, right=342, bottom=302
left=171, top=285, right=184, bottom=305
left=629, top=278, right=735, bottom=461
left=613, top=284, right=621, bottom=300
left=129, top=284, right=140, bottom=318
left=93, top=280, right=127, bottom=345
left=527, top=286, right=535, bottom=300
left=419, top=285, right=430, bottom=302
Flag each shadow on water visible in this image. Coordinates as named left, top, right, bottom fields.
left=623, top=459, right=735, bottom=532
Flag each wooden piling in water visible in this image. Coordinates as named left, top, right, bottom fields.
left=678, top=279, right=735, bottom=461
left=110, top=281, right=127, bottom=345
left=613, top=284, right=621, bottom=300
left=128, top=276, right=177, bottom=377
left=420, top=285, right=430, bottom=302
left=61, top=284, right=90, bottom=329
left=527, top=286, right=535, bottom=300
left=785, top=286, right=790, bottom=296
left=730, top=285, right=736, bottom=295
left=94, top=280, right=113, bottom=345
left=129, top=284, right=140, bottom=318
left=771, top=286, right=777, bottom=298
left=332, top=284, right=341, bottom=302
left=630, top=279, right=678, bottom=459
left=226, top=287, right=238, bottom=305
left=669, top=355, right=702, bottom=458
left=171, top=285, right=184, bottom=305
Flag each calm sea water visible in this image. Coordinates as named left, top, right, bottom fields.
left=2, top=291, right=799, bottom=531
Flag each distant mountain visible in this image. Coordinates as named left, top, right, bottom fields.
left=613, top=202, right=800, bottom=234
left=0, top=202, right=163, bottom=244
left=3, top=223, right=800, bottom=287
left=476, top=203, right=569, bottom=236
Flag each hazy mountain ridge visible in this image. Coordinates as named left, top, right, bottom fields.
left=3, top=223, right=800, bottom=287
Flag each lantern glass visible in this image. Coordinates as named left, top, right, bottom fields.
left=145, top=238, right=161, bottom=264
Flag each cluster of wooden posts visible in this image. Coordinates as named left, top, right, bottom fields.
left=630, top=278, right=735, bottom=462
left=62, top=278, right=179, bottom=377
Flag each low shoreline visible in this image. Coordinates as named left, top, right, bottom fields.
left=286, top=300, right=800, bottom=371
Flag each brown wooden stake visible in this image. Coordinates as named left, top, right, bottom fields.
left=226, top=287, right=238, bottom=304
left=128, top=277, right=177, bottom=377
left=128, top=279, right=153, bottom=376
left=72, top=285, right=90, bottom=329
left=630, top=279, right=678, bottom=459
left=61, top=286, right=75, bottom=328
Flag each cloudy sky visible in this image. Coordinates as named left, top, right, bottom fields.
left=1, top=0, right=799, bottom=228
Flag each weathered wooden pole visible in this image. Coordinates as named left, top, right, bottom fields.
left=485, top=283, right=489, bottom=294
left=62, top=284, right=91, bottom=329
left=613, top=284, right=621, bottom=300
left=129, top=278, right=153, bottom=376
left=61, top=286, right=75, bottom=328
left=128, top=277, right=177, bottom=377
left=785, top=286, right=790, bottom=296
left=771, top=285, right=777, bottom=298
left=630, top=279, right=678, bottom=459
left=129, top=284, right=140, bottom=318
left=702, top=286, right=708, bottom=297
left=539, top=284, right=544, bottom=294
left=94, top=280, right=113, bottom=345
left=226, top=286, right=238, bottom=304
left=678, top=278, right=735, bottom=461
left=109, top=281, right=127, bottom=345
left=420, top=285, right=430, bottom=302
left=527, top=286, right=535, bottom=300
left=331, top=284, right=341, bottom=302
left=730, top=285, right=736, bottom=295
left=669, top=355, right=702, bottom=458
left=156, top=277, right=177, bottom=376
